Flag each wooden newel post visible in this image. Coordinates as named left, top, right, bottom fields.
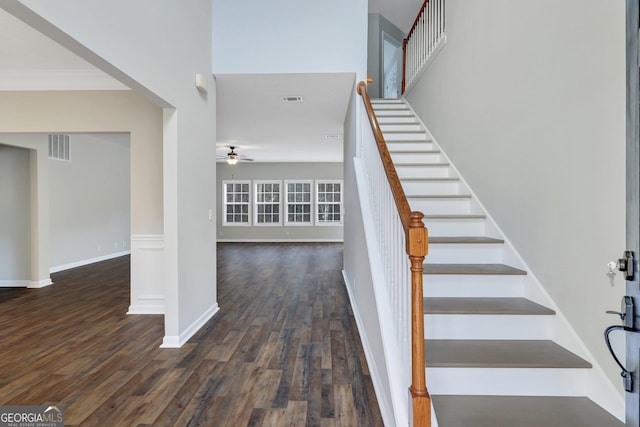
left=407, top=212, right=431, bottom=427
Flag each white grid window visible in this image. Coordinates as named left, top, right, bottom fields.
left=316, top=180, right=343, bottom=225
left=254, top=181, right=281, bottom=225
left=223, top=180, right=251, bottom=225
left=285, top=180, right=312, bottom=225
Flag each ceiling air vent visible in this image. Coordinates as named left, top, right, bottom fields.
left=282, top=95, right=303, bottom=103
left=324, top=133, right=342, bottom=141
left=48, top=134, right=70, bottom=161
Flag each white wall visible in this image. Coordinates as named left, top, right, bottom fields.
left=405, top=0, right=626, bottom=390
left=0, top=144, right=30, bottom=283
left=212, top=0, right=368, bottom=75
left=0, top=133, right=130, bottom=272
left=48, top=134, right=130, bottom=269
left=2, top=0, right=218, bottom=346
left=0, top=90, right=163, bottom=308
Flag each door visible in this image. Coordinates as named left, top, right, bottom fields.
left=627, top=1, right=640, bottom=425
left=382, top=33, right=402, bottom=99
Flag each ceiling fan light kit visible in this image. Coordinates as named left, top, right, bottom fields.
left=217, top=145, right=254, bottom=165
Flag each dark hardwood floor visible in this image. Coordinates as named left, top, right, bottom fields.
left=0, top=242, right=383, bottom=426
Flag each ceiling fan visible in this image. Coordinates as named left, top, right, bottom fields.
left=216, top=146, right=254, bottom=165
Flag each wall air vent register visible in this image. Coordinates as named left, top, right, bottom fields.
left=48, top=134, right=70, bottom=161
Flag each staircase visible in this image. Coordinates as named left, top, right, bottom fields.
left=370, top=98, right=624, bottom=427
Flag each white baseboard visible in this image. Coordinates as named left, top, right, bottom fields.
left=28, top=278, right=53, bottom=288
left=216, top=238, right=343, bottom=243
left=50, top=251, right=131, bottom=273
left=0, top=280, right=30, bottom=288
left=127, top=302, right=164, bottom=315
left=160, top=302, right=220, bottom=348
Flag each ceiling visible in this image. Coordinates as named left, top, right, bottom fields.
left=369, top=0, right=424, bottom=33
left=215, top=73, right=354, bottom=163
left=0, top=8, right=127, bottom=90
left=0, top=2, right=422, bottom=162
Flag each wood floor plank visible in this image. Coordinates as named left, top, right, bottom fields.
left=0, top=243, right=383, bottom=426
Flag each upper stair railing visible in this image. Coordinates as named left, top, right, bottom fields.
left=357, top=81, right=431, bottom=427
left=402, top=0, right=446, bottom=93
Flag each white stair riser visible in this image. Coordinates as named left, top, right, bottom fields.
left=408, top=198, right=473, bottom=215
left=380, top=124, right=425, bottom=132
left=374, top=109, right=414, bottom=117
left=371, top=99, right=403, bottom=104
left=398, top=166, right=452, bottom=179
left=385, top=132, right=430, bottom=141
left=402, top=180, right=461, bottom=194
left=386, top=141, right=435, bottom=150
left=426, top=368, right=588, bottom=396
left=426, top=243, right=504, bottom=263
left=424, top=315, right=551, bottom=340
left=373, top=104, right=411, bottom=110
left=424, top=275, right=525, bottom=298
left=377, top=116, right=419, bottom=124
left=424, top=218, right=486, bottom=235
left=391, top=152, right=443, bottom=163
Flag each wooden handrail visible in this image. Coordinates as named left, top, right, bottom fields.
left=357, top=81, right=431, bottom=427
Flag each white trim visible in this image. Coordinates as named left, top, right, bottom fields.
left=222, top=180, right=252, bottom=226
left=0, top=280, right=30, bottom=288
left=315, top=179, right=344, bottom=226
left=127, top=299, right=164, bottom=315
left=28, top=278, right=53, bottom=288
left=284, top=180, right=314, bottom=226
left=160, top=302, right=220, bottom=348
left=342, top=271, right=396, bottom=427
left=216, top=238, right=344, bottom=243
left=129, top=235, right=165, bottom=315
left=253, top=180, right=283, bottom=226
left=49, top=250, right=131, bottom=273
left=131, top=234, right=164, bottom=247
left=0, top=70, right=130, bottom=91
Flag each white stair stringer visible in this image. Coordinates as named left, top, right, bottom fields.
left=370, top=98, right=625, bottom=421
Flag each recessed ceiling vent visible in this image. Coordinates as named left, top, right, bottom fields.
left=324, top=133, right=342, bottom=141
left=48, top=134, right=70, bottom=161
left=282, top=95, right=303, bottom=103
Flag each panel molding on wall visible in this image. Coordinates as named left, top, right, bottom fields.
left=128, top=234, right=165, bottom=315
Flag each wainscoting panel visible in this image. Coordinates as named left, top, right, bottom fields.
left=128, top=235, right=165, bottom=314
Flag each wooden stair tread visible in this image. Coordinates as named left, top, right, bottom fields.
left=402, top=176, right=458, bottom=182
left=425, top=339, right=591, bottom=368
left=384, top=139, right=432, bottom=143
left=429, top=236, right=504, bottom=243
left=425, top=214, right=487, bottom=219
left=379, top=121, right=420, bottom=125
left=407, top=194, right=471, bottom=200
left=424, top=297, right=555, bottom=315
left=395, top=162, right=448, bottom=167
left=388, top=149, right=440, bottom=154
left=382, top=129, right=426, bottom=134
left=424, top=264, right=527, bottom=275
left=431, top=395, right=623, bottom=427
